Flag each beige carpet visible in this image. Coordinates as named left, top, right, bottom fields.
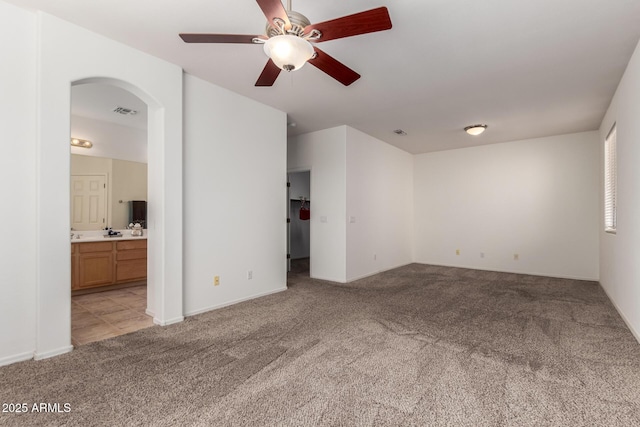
left=1, top=263, right=639, bottom=426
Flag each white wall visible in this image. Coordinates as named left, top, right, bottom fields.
left=288, top=127, right=348, bottom=282
left=183, top=74, right=287, bottom=316
left=0, top=8, right=185, bottom=365
left=111, top=159, right=147, bottom=229
left=289, top=171, right=310, bottom=200
left=71, top=115, right=147, bottom=163
left=346, top=127, right=414, bottom=281
left=288, top=126, right=414, bottom=282
left=70, top=154, right=112, bottom=175
left=599, top=39, right=640, bottom=341
left=0, top=0, right=37, bottom=366
left=414, top=132, right=600, bottom=280
left=37, top=13, right=184, bottom=356
left=1, top=4, right=290, bottom=366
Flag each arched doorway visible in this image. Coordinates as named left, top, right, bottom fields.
left=34, top=74, right=184, bottom=359
left=69, top=81, right=152, bottom=345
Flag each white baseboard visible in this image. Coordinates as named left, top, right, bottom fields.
left=309, top=275, right=346, bottom=283
left=34, top=345, right=73, bottom=361
left=416, top=261, right=598, bottom=282
left=0, top=351, right=34, bottom=367
left=599, top=283, right=640, bottom=345
left=153, top=316, right=184, bottom=326
left=185, top=286, right=288, bottom=317
left=346, top=262, right=414, bottom=283
left=145, top=308, right=155, bottom=317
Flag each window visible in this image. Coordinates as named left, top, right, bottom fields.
left=604, top=124, right=617, bottom=233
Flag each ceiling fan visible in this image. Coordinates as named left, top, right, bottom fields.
left=179, top=0, right=392, bottom=87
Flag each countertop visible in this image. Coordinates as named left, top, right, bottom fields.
left=71, top=231, right=147, bottom=243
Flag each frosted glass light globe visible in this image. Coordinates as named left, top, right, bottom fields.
left=263, top=35, right=314, bottom=71
left=464, top=125, right=488, bottom=136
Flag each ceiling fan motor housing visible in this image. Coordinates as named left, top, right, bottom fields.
left=266, top=10, right=310, bottom=37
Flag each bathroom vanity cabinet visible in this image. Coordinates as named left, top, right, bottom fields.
left=71, top=239, right=147, bottom=290
left=115, top=240, right=147, bottom=283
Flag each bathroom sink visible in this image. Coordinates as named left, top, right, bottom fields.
left=71, top=230, right=143, bottom=242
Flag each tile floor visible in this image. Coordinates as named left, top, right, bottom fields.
left=71, top=285, right=154, bottom=346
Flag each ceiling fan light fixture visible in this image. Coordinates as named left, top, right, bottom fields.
left=464, top=124, right=488, bottom=136
left=263, top=34, right=314, bottom=72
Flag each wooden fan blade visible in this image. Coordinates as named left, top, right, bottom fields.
left=308, top=47, right=360, bottom=86
left=179, top=34, right=263, bottom=44
left=304, top=7, right=392, bottom=42
left=255, top=59, right=282, bottom=86
left=256, top=0, right=291, bottom=29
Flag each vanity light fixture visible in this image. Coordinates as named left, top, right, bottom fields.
left=464, top=124, right=488, bottom=136
left=70, top=138, right=93, bottom=149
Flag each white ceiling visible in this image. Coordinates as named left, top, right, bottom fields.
left=10, top=0, right=640, bottom=153
left=71, top=83, right=147, bottom=130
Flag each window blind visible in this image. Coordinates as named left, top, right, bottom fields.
left=604, top=124, right=617, bottom=233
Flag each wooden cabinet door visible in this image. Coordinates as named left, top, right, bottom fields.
left=78, top=252, right=115, bottom=288
left=72, top=240, right=147, bottom=290
left=116, top=259, right=147, bottom=282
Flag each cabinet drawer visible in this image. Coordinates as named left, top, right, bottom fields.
left=117, top=240, right=147, bottom=251
left=78, top=241, right=114, bottom=253
left=117, top=249, right=147, bottom=261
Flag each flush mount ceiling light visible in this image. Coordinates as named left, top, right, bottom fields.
left=70, top=138, right=93, bottom=149
left=464, top=124, right=488, bottom=136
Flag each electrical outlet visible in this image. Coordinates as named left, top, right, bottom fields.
left=247, top=270, right=253, bottom=280
left=214, top=276, right=220, bottom=286
left=480, top=252, right=485, bottom=258
left=373, top=253, right=377, bottom=261
left=456, top=249, right=460, bottom=256
left=513, top=254, right=519, bottom=261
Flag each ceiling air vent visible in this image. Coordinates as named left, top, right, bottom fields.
left=113, top=106, right=138, bottom=115
left=393, top=129, right=407, bottom=136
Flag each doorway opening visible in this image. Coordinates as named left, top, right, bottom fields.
left=288, top=170, right=311, bottom=279
left=69, top=81, right=152, bottom=346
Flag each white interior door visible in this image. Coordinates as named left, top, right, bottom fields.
left=71, top=174, right=107, bottom=230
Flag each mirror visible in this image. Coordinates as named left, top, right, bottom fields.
left=70, top=82, right=148, bottom=231
left=71, top=154, right=147, bottom=230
